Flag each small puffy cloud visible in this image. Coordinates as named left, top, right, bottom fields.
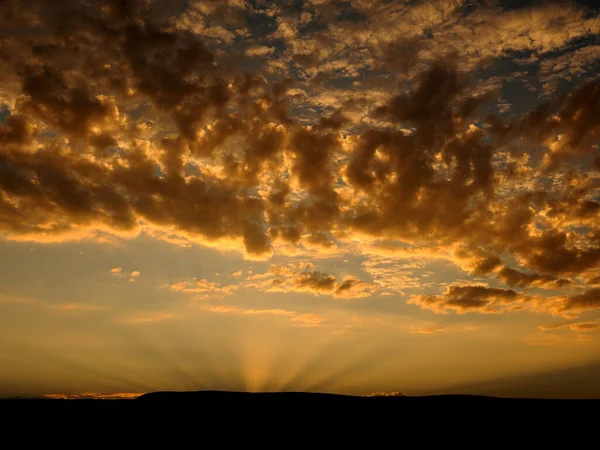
left=293, top=271, right=336, bottom=294
left=246, top=45, right=275, bottom=57
left=110, top=267, right=141, bottom=282
left=129, top=270, right=141, bottom=282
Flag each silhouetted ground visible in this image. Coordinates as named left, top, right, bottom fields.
left=3, top=391, right=598, bottom=434
left=4, top=390, right=600, bottom=406
left=136, top=390, right=600, bottom=405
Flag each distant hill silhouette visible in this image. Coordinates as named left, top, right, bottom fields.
left=136, top=390, right=600, bottom=406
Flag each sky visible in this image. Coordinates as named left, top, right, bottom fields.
left=0, top=0, right=599, bottom=399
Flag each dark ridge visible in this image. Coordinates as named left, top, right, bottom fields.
left=135, top=390, right=600, bottom=403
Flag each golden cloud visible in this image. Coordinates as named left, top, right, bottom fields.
left=202, top=304, right=324, bottom=327
left=0, top=0, right=599, bottom=321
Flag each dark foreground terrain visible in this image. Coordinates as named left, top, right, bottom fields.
left=5, top=390, right=599, bottom=411
left=3, top=391, right=598, bottom=437
left=137, top=390, right=600, bottom=406
left=137, top=391, right=600, bottom=416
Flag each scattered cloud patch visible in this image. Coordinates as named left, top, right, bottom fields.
left=203, top=304, right=324, bottom=327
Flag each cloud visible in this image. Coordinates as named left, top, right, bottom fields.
left=471, top=256, right=502, bottom=276
left=0, top=0, right=599, bottom=323
left=0, top=294, right=33, bottom=304
left=334, top=277, right=378, bottom=299
left=246, top=46, right=275, bottom=57
left=162, top=278, right=238, bottom=300
left=41, top=392, right=143, bottom=400
left=293, top=271, right=336, bottom=293
left=202, top=304, right=324, bottom=327
left=408, top=285, right=520, bottom=315
left=407, top=325, right=449, bottom=335
left=244, top=264, right=375, bottom=298
left=409, top=285, right=600, bottom=319
left=290, top=313, right=324, bottom=327
left=560, top=288, right=600, bottom=314
left=365, top=392, right=404, bottom=397
left=125, top=312, right=175, bottom=324
left=539, top=45, right=600, bottom=95
left=128, top=270, right=141, bottom=282
left=539, top=320, right=600, bottom=333
left=497, top=267, right=570, bottom=289
left=52, top=303, right=107, bottom=312
left=110, top=266, right=140, bottom=282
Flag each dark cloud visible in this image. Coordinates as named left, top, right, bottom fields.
left=472, top=256, right=502, bottom=276
left=409, top=286, right=520, bottom=314
left=562, top=288, right=600, bottom=313
left=344, top=62, right=497, bottom=244
left=498, top=267, right=570, bottom=289
left=517, top=230, right=600, bottom=276
left=293, top=271, right=336, bottom=293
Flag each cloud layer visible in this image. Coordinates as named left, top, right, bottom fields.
left=1, top=0, right=599, bottom=322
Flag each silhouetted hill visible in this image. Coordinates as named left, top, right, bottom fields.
left=131, top=391, right=600, bottom=426
left=136, top=390, right=600, bottom=407
left=4, top=390, right=600, bottom=406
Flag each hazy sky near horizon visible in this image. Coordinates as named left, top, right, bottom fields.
left=1, top=0, right=600, bottom=399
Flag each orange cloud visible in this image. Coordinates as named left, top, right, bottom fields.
left=408, top=285, right=521, bottom=315
left=407, top=325, right=450, bottom=335
left=42, top=392, right=143, bottom=400
left=244, top=264, right=375, bottom=299
left=162, top=278, right=238, bottom=300
left=0, top=0, right=599, bottom=328
left=52, top=303, right=107, bottom=312
left=365, top=392, right=404, bottom=397
left=334, top=277, right=378, bottom=299
left=125, top=312, right=175, bottom=324
left=539, top=321, right=600, bottom=333
left=202, top=304, right=324, bottom=327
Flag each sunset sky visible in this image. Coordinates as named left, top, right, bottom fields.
left=1, top=0, right=600, bottom=399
